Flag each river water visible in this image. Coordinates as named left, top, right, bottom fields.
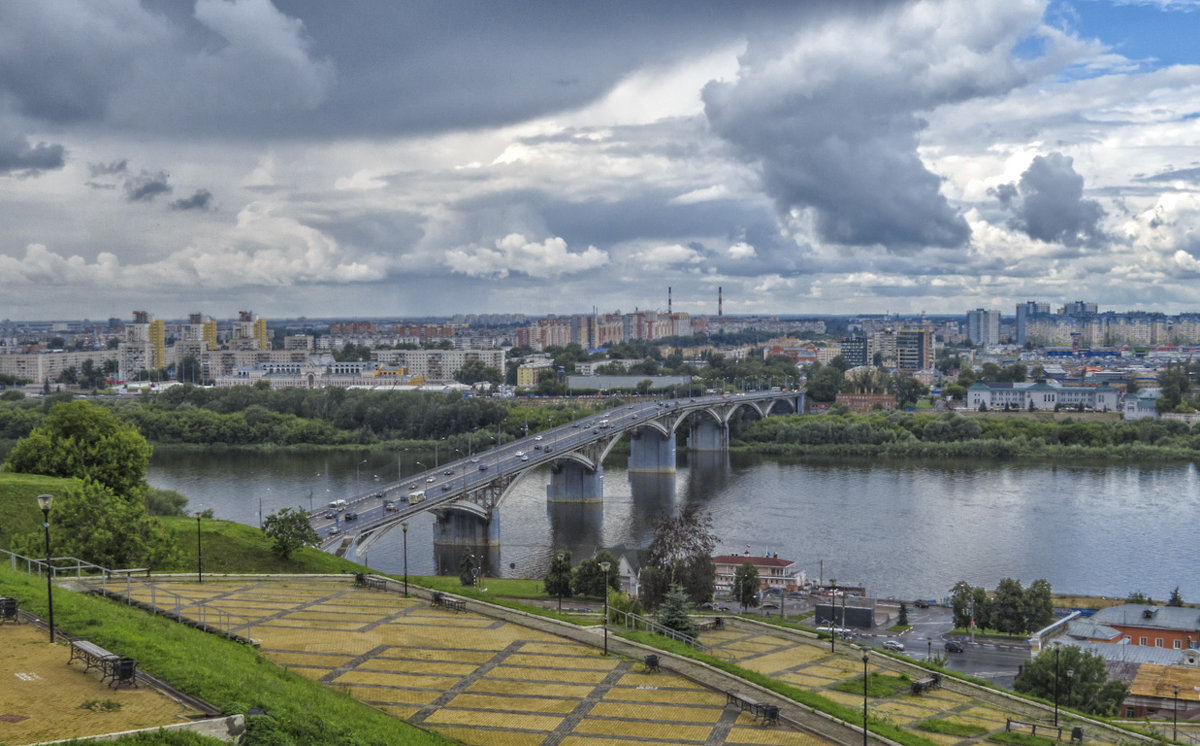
left=146, top=449, right=1198, bottom=602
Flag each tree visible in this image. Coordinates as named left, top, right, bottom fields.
left=1126, top=590, right=1153, bottom=605
left=459, top=553, right=476, bottom=587
left=2, top=400, right=152, bottom=503
left=991, top=577, right=1026, bottom=634
left=262, top=507, right=320, bottom=559
left=455, top=359, right=502, bottom=386
left=1168, top=586, right=1184, bottom=607
left=656, top=585, right=697, bottom=639
left=573, top=550, right=619, bottom=597
left=642, top=504, right=718, bottom=608
left=950, top=581, right=975, bottom=629
left=12, top=479, right=179, bottom=570
left=890, top=375, right=928, bottom=409
left=898, top=602, right=909, bottom=626
left=733, top=563, right=760, bottom=612
left=543, top=551, right=573, bottom=605
left=1023, top=579, right=1054, bottom=631
left=1014, top=646, right=1128, bottom=716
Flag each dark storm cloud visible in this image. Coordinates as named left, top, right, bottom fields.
left=0, top=135, right=65, bottom=175
left=88, top=160, right=128, bottom=177
left=994, top=153, right=1106, bottom=247
left=169, top=189, right=213, bottom=211
left=124, top=170, right=172, bottom=203
left=701, top=1, right=1042, bottom=252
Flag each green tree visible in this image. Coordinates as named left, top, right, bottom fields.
left=656, top=585, right=697, bottom=639
left=261, top=507, right=320, bottom=559
left=2, top=400, right=152, bottom=503
left=898, top=602, right=909, bottom=626
left=991, top=577, right=1026, bottom=634
left=455, top=359, right=503, bottom=386
left=1014, top=646, right=1128, bottom=716
left=13, top=479, right=179, bottom=570
left=732, top=563, right=761, bottom=612
left=459, top=553, right=477, bottom=587
left=543, top=551, right=573, bottom=606
left=804, top=364, right=843, bottom=403
left=890, top=375, right=928, bottom=408
left=1126, top=590, right=1153, bottom=604
left=950, top=581, right=974, bottom=629
left=1168, top=586, right=1184, bottom=607
left=641, top=505, right=718, bottom=608
left=1024, top=579, right=1055, bottom=631
left=573, top=550, right=619, bottom=597
left=145, top=487, right=189, bottom=517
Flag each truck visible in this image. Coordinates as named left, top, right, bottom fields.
left=407, top=490, right=426, bottom=505
left=327, top=499, right=348, bottom=511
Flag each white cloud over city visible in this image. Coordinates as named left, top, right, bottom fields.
left=1, top=0, right=1199, bottom=319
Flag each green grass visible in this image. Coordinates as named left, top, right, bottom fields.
left=888, top=623, right=912, bottom=633
left=834, top=672, right=911, bottom=697
left=0, top=565, right=451, bottom=745
left=0, top=472, right=78, bottom=548
left=409, top=575, right=595, bottom=625
left=157, top=516, right=367, bottom=575
left=989, top=731, right=1058, bottom=746
left=917, top=718, right=989, bottom=737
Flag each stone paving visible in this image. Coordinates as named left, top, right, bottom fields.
left=704, top=623, right=1127, bottom=746
left=125, top=580, right=829, bottom=745
left=0, top=621, right=203, bottom=744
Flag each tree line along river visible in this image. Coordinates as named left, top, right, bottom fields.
left=146, top=448, right=1199, bottom=602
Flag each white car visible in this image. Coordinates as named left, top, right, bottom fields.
left=534, top=435, right=543, bottom=441
left=426, top=476, right=435, bottom=483
left=882, top=640, right=905, bottom=652
left=514, top=450, right=525, bottom=457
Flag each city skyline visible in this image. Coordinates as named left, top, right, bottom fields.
left=3, top=1, right=1200, bottom=320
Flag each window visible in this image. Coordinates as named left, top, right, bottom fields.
left=1155, top=638, right=1164, bottom=647
left=1140, top=636, right=1147, bottom=645
left=1126, top=707, right=1136, bottom=718
left=1175, top=640, right=1182, bottom=649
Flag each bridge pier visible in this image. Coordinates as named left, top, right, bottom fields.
left=688, top=418, right=729, bottom=452
left=628, top=428, right=676, bottom=472
left=432, top=507, right=498, bottom=547
left=546, top=460, right=603, bottom=503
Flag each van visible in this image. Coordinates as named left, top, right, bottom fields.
left=407, top=490, right=426, bottom=505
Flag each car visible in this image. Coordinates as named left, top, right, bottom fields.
left=478, top=463, right=488, bottom=470
left=328, top=526, right=341, bottom=535
left=763, top=603, right=778, bottom=609
left=515, top=450, right=525, bottom=457
left=592, top=429, right=600, bottom=434
left=443, top=469, right=454, bottom=475
left=426, top=476, right=435, bottom=483
left=408, top=483, right=418, bottom=490
left=914, top=600, right=930, bottom=608
left=571, top=422, right=580, bottom=428
left=534, top=435, right=543, bottom=441
left=520, top=455, right=529, bottom=461
left=471, top=457, right=480, bottom=463
left=383, top=500, right=396, bottom=512
left=543, top=445, right=552, bottom=452
left=344, top=511, right=358, bottom=521
left=944, top=640, right=965, bottom=653
left=324, top=509, right=337, bottom=519
left=882, top=640, right=905, bottom=652
left=441, top=483, right=452, bottom=491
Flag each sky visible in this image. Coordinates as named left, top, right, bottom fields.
left=3, top=0, right=1200, bottom=322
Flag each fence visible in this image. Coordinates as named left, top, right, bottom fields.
left=1, top=547, right=255, bottom=642
left=608, top=607, right=716, bottom=656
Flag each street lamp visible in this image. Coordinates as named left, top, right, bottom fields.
left=401, top=522, right=409, bottom=597
left=1053, top=643, right=1061, bottom=727
left=356, top=458, right=367, bottom=489
left=862, top=651, right=870, bottom=746
left=36, top=494, right=55, bottom=643
left=830, top=579, right=838, bottom=653
left=1066, top=668, right=1074, bottom=712
left=1174, top=684, right=1180, bottom=741
left=556, top=552, right=565, bottom=612
left=195, top=510, right=204, bottom=583
left=927, top=637, right=932, bottom=660
left=599, top=561, right=612, bottom=655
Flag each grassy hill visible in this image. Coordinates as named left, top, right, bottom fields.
left=0, top=472, right=76, bottom=549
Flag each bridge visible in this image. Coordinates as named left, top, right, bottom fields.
left=311, top=390, right=804, bottom=559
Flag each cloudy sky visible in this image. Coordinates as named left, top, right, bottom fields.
left=3, top=0, right=1200, bottom=322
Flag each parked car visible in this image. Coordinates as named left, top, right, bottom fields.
left=914, top=600, right=931, bottom=608
left=329, top=526, right=341, bottom=535
left=944, top=640, right=965, bottom=653
left=882, top=640, right=905, bottom=652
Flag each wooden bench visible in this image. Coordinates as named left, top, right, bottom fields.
left=910, top=673, right=942, bottom=695
left=1006, top=718, right=1063, bottom=741
left=0, top=596, right=19, bottom=624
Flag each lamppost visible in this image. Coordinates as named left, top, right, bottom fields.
left=599, top=561, right=612, bottom=655
left=36, top=494, right=55, bottom=643
left=862, top=651, right=870, bottom=746
left=356, top=458, right=367, bottom=489
left=830, top=579, right=838, bottom=653
left=927, top=638, right=932, bottom=660
left=195, top=510, right=204, bottom=583
left=556, top=552, right=565, bottom=612
left=1053, top=643, right=1062, bottom=727
left=401, top=522, right=409, bottom=597
left=1173, top=684, right=1180, bottom=741
left=1066, top=668, right=1074, bottom=713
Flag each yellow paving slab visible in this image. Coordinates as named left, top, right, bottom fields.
left=780, top=672, right=840, bottom=688
left=468, top=677, right=596, bottom=699
left=727, top=726, right=835, bottom=745
left=588, top=700, right=724, bottom=723
left=571, top=718, right=714, bottom=742
left=518, top=641, right=589, bottom=654
left=959, top=705, right=1012, bottom=725
left=435, top=727, right=549, bottom=746
left=379, top=646, right=497, bottom=664
left=423, top=707, right=563, bottom=731
left=358, top=658, right=480, bottom=676
left=822, top=689, right=870, bottom=708
left=740, top=650, right=826, bottom=676
left=561, top=737, right=695, bottom=746
left=486, top=665, right=609, bottom=684
left=329, top=670, right=461, bottom=689
left=606, top=686, right=726, bottom=706
left=922, top=688, right=971, bottom=704
left=446, top=692, right=578, bottom=714
left=502, top=653, right=618, bottom=671
left=344, top=687, right=438, bottom=706
left=915, top=731, right=969, bottom=746
left=875, top=700, right=942, bottom=721
left=616, top=671, right=710, bottom=689
left=802, top=664, right=855, bottom=679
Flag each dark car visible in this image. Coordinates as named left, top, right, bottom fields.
left=944, top=640, right=965, bottom=653
left=344, top=511, right=358, bottom=521
left=478, top=463, right=488, bottom=470
left=441, top=483, right=452, bottom=491
left=443, top=469, right=454, bottom=475
left=914, top=600, right=931, bottom=608
left=324, top=509, right=337, bottom=519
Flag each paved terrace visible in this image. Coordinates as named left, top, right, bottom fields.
left=118, top=577, right=830, bottom=746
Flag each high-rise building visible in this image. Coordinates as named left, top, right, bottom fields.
left=1015, top=301, right=1050, bottom=346
left=839, top=337, right=869, bottom=368
left=1061, top=301, right=1098, bottom=317
left=966, top=308, right=1002, bottom=346
left=895, top=329, right=932, bottom=372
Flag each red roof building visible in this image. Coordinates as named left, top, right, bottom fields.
left=712, top=553, right=801, bottom=595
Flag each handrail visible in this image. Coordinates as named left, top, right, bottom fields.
left=608, top=607, right=715, bottom=656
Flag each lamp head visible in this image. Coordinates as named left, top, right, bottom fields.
left=36, top=494, right=53, bottom=512
left=599, top=561, right=611, bottom=571
left=401, top=522, right=408, bottom=533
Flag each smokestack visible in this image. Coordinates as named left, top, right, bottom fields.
left=718, top=286, right=723, bottom=317
left=668, top=286, right=672, bottom=314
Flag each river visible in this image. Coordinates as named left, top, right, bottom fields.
left=146, top=449, right=1199, bottom=602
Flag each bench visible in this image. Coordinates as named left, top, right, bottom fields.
left=910, top=673, right=942, bottom=695
left=726, top=691, right=780, bottom=724
left=695, top=616, right=724, bottom=631
left=0, top=596, right=19, bottom=624
left=431, top=593, right=465, bottom=612
left=644, top=654, right=660, bottom=672
left=1006, top=718, right=1064, bottom=741
left=68, top=640, right=138, bottom=688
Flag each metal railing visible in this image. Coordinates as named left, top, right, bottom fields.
left=1, top=547, right=254, bottom=641
left=608, top=607, right=715, bottom=656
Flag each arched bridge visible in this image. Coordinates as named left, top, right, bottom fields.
left=312, top=390, right=804, bottom=555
